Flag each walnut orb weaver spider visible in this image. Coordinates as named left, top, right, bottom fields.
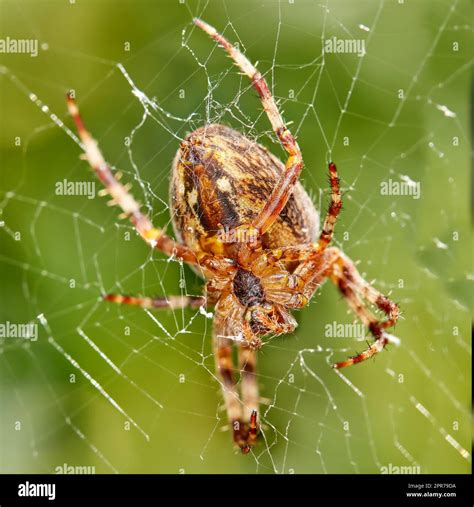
left=66, top=18, right=400, bottom=454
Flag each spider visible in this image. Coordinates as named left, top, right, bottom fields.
left=66, top=18, right=400, bottom=454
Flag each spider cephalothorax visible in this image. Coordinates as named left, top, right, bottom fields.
left=66, top=18, right=400, bottom=454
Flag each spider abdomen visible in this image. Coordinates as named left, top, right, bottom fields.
left=170, top=124, right=319, bottom=256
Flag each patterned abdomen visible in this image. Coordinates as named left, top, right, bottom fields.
left=170, top=124, right=319, bottom=255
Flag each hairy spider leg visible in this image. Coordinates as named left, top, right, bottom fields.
left=104, top=294, right=206, bottom=310
left=293, top=247, right=399, bottom=368
left=327, top=248, right=400, bottom=368
left=213, top=299, right=261, bottom=453
left=238, top=346, right=260, bottom=452
left=261, top=242, right=399, bottom=368
left=249, top=151, right=396, bottom=368
left=213, top=324, right=246, bottom=452
left=259, top=160, right=341, bottom=273
left=66, top=94, right=230, bottom=276
left=194, top=18, right=304, bottom=236
left=266, top=161, right=342, bottom=261
left=318, top=162, right=342, bottom=251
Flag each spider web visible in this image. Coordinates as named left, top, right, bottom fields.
left=0, top=0, right=471, bottom=474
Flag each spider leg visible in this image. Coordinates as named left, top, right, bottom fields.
left=213, top=322, right=245, bottom=451
left=259, top=161, right=341, bottom=303
left=213, top=298, right=261, bottom=453
left=330, top=277, right=388, bottom=368
left=318, top=162, right=342, bottom=252
left=239, top=346, right=260, bottom=451
left=324, top=247, right=400, bottom=368
left=194, top=18, right=303, bottom=235
left=104, top=293, right=206, bottom=310
left=280, top=247, right=399, bottom=367
left=255, top=161, right=341, bottom=277
left=258, top=244, right=330, bottom=306
left=66, top=94, right=226, bottom=274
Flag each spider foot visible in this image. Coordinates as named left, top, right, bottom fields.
left=234, top=410, right=260, bottom=454
left=332, top=330, right=401, bottom=369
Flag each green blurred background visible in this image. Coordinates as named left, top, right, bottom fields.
left=0, top=0, right=471, bottom=474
